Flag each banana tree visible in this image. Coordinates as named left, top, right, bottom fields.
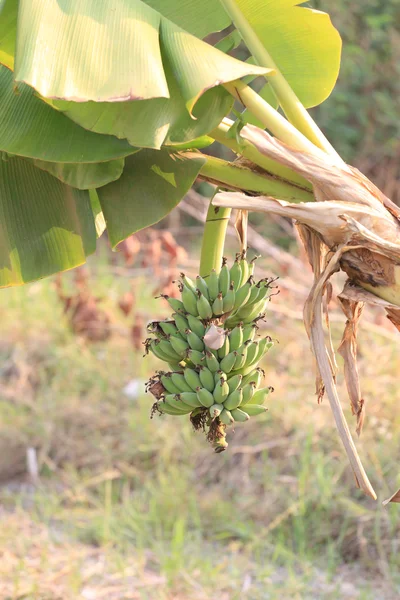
left=0, top=0, right=399, bottom=501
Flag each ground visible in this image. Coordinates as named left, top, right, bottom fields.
left=0, top=247, right=399, bottom=600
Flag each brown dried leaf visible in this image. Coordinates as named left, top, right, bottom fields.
left=337, top=297, right=365, bottom=435
left=382, top=488, right=400, bottom=506
left=234, top=209, right=248, bottom=253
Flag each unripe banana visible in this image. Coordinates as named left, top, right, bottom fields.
left=219, top=408, right=234, bottom=425
left=227, top=374, right=242, bottom=394
left=168, top=361, right=185, bottom=372
left=196, top=386, right=215, bottom=408
left=199, top=366, right=215, bottom=392
left=213, top=378, right=229, bottom=403
left=164, top=395, right=192, bottom=414
left=159, top=321, right=181, bottom=338
left=209, top=403, right=224, bottom=420
left=208, top=269, right=219, bottom=302
left=239, top=255, right=249, bottom=284
left=182, top=286, right=199, bottom=316
left=197, top=292, right=213, bottom=320
left=229, top=256, right=243, bottom=291
left=245, top=341, right=259, bottom=366
left=178, top=391, right=203, bottom=408
left=219, top=351, right=237, bottom=374
left=173, top=312, right=189, bottom=334
left=253, top=338, right=274, bottom=365
left=186, top=349, right=205, bottom=367
left=187, top=314, right=206, bottom=338
left=217, top=335, right=230, bottom=359
left=246, top=283, right=262, bottom=306
left=218, top=259, right=230, bottom=296
left=247, top=387, right=273, bottom=405
left=231, top=408, right=250, bottom=422
left=160, top=295, right=185, bottom=313
left=168, top=335, right=189, bottom=358
left=229, top=325, right=243, bottom=351
left=196, top=276, right=210, bottom=300
left=242, top=323, right=258, bottom=343
left=212, top=292, right=224, bottom=316
left=244, top=404, right=268, bottom=416
left=148, top=340, right=172, bottom=362
left=171, top=372, right=193, bottom=393
left=233, top=345, right=248, bottom=370
left=241, top=368, right=260, bottom=388
left=222, top=283, right=235, bottom=313
left=180, top=273, right=197, bottom=293
left=184, top=368, right=202, bottom=391
left=205, top=350, right=220, bottom=372
left=161, top=374, right=181, bottom=394
left=186, top=329, right=204, bottom=352
left=157, top=401, right=187, bottom=416
left=231, top=280, right=252, bottom=312
left=224, top=388, right=243, bottom=410
left=248, top=255, right=259, bottom=277
left=241, top=382, right=256, bottom=405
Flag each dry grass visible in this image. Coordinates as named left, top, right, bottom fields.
left=0, top=248, right=399, bottom=599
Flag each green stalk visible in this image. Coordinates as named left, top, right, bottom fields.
left=224, top=80, right=323, bottom=156
left=199, top=199, right=231, bottom=278
left=210, top=120, right=313, bottom=191
left=219, top=0, right=342, bottom=161
left=199, top=155, right=313, bottom=203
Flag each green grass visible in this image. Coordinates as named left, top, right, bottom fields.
left=0, top=255, right=399, bottom=599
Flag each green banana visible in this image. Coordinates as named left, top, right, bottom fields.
left=214, top=370, right=227, bottom=385
left=218, top=259, right=230, bottom=296
left=244, top=404, right=268, bottom=416
left=205, top=351, right=220, bottom=372
left=219, top=409, right=234, bottom=425
left=157, top=401, right=188, bottom=416
left=196, top=386, right=215, bottom=408
left=197, top=292, right=213, bottom=320
left=217, top=335, right=230, bottom=359
left=199, top=366, right=216, bottom=392
left=196, top=275, right=210, bottom=300
left=229, top=325, right=243, bottom=350
left=248, top=255, right=259, bottom=277
left=212, top=292, right=224, bottom=316
left=242, top=323, right=258, bottom=343
left=181, top=286, right=199, bottom=316
left=171, top=372, right=193, bottom=393
left=168, top=335, right=189, bottom=358
left=160, top=374, right=181, bottom=394
left=231, top=280, right=252, bottom=312
left=178, top=391, right=203, bottom=409
left=247, top=387, right=273, bottom=405
left=224, top=388, right=243, bottom=410
left=213, top=378, right=229, bottom=403
left=233, top=345, right=248, bottom=370
left=185, top=349, right=204, bottom=367
left=229, top=256, right=243, bottom=291
left=245, top=341, right=259, bottom=366
left=219, top=351, right=237, bottom=373
left=184, top=368, right=202, bottom=391
left=208, top=269, right=220, bottom=302
left=209, top=403, right=224, bottom=420
left=227, top=374, right=242, bottom=394
left=231, top=408, right=250, bottom=422
left=160, top=295, right=185, bottom=313
left=173, top=312, right=189, bottom=333
left=187, top=314, right=206, bottom=338
left=241, top=382, right=256, bottom=405
left=149, top=340, right=176, bottom=363
left=223, top=283, right=236, bottom=313
left=186, top=330, right=204, bottom=352
left=239, top=255, right=249, bottom=284
left=164, top=395, right=192, bottom=414
left=180, top=273, right=197, bottom=293
left=159, top=321, right=180, bottom=338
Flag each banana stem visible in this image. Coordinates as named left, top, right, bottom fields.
left=219, top=0, right=343, bottom=161
left=210, top=120, right=313, bottom=191
left=224, top=80, right=323, bottom=156
left=199, top=198, right=231, bottom=278
left=198, top=155, right=314, bottom=203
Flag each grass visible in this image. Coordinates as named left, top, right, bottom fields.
left=0, top=248, right=399, bottom=599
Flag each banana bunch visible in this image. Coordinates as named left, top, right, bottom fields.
left=146, top=253, right=275, bottom=452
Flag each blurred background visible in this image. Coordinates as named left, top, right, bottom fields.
left=0, top=3, right=399, bottom=599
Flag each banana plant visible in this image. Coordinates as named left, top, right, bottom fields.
left=0, top=0, right=399, bottom=500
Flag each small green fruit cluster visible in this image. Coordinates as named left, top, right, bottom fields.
left=145, top=254, right=275, bottom=452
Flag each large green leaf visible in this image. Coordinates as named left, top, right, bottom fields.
left=0, top=65, right=136, bottom=163
left=232, top=0, right=342, bottom=108
left=8, top=0, right=267, bottom=149
left=0, top=156, right=96, bottom=287
left=31, top=158, right=125, bottom=190
left=97, top=150, right=205, bottom=248
left=0, top=0, right=15, bottom=69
